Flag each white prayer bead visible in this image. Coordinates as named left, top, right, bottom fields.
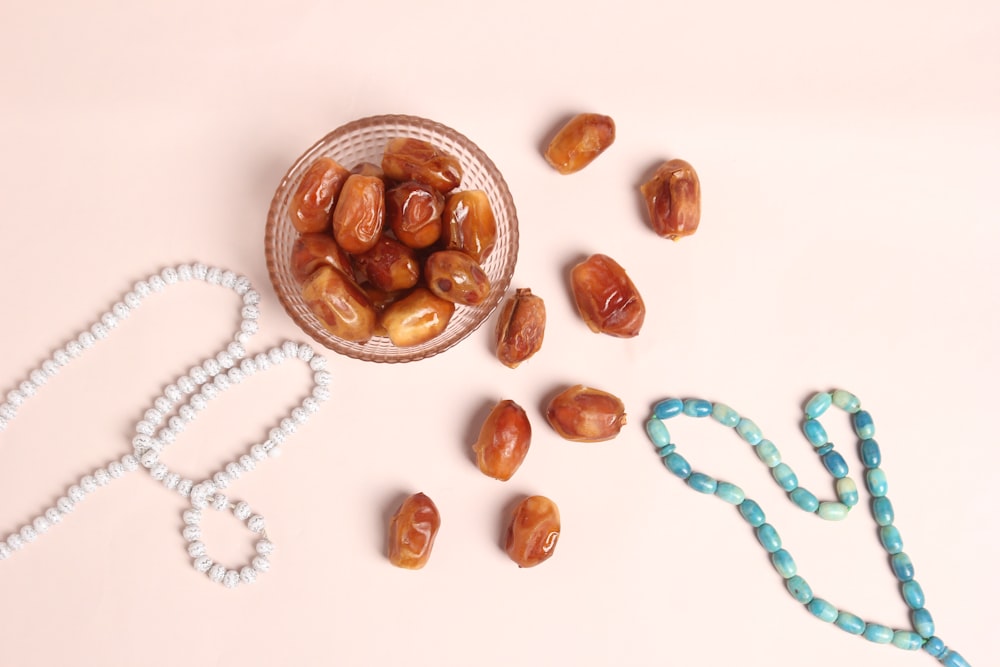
left=247, top=516, right=265, bottom=533
left=223, top=570, right=240, bottom=589
left=193, top=556, right=213, bottom=573
left=240, top=566, right=257, bottom=584
left=234, top=502, right=252, bottom=521
left=252, top=555, right=270, bottom=573
left=208, top=564, right=226, bottom=583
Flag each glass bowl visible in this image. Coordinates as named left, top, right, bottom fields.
left=265, top=114, right=519, bottom=362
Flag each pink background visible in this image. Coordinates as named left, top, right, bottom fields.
left=1, top=1, right=996, bottom=665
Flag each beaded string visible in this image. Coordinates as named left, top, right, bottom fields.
left=0, top=263, right=331, bottom=589
left=645, top=391, right=972, bottom=667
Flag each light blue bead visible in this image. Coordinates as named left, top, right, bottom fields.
left=873, top=496, right=895, bottom=526
left=682, top=399, right=712, bottom=417
left=941, top=650, right=971, bottom=667
left=807, top=597, right=838, bottom=623
left=863, top=623, right=893, bottom=644
left=654, top=398, right=684, bottom=420
left=657, top=443, right=676, bottom=456
left=891, top=552, right=914, bottom=582
left=755, top=523, right=781, bottom=552
left=834, top=611, right=866, bottom=635
left=755, top=439, right=781, bottom=467
left=803, top=419, right=828, bottom=446
left=804, top=392, right=832, bottom=418
left=715, top=482, right=745, bottom=504
left=785, top=575, right=813, bottom=603
left=711, top=402, right=740, bottom=427
left=860, top=438, right=881, bottom=468
left=892, top=630, right=923, bottom=650
left=880, top=525, right=903, bottom=554
left=853, top=410, right=875, bottom=439
left=866, top=468, right=888, bottom=497
left=771, top=463, right=798, bottom=491
left=687, top=472, right=718, bottom=494
left=902, top=580, right=925, bottom=609
left=923, top=636, right=946, bottom=658
left=832, top=389, right=860, bottom=413
left=912, top=608, right=935, bottom=639
left=664, top=453, right=691, bottom=479
left=645, top=418, right=671, bottom=448
left=817, top=501, right=849, bottom=521
left=736, top=418, right=763, bottom=445
left=770, top=549, right=796, bottom=578
left=836, top=477, right=859, bottom=507
left=822, top=451, right=849, bottom=479
left=790, top=487, right=818, bottom=512
left=739, top=499, right=765, bottom=527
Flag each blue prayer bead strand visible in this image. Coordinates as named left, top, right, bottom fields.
left=891, top=552, right=915, bottom=581
left=912, top=607, right=935, bottom=638
left=835, top=477, right=859, bottom=507
left=893, top=630, right=924, bottom=650
left=682, top=399, right=712, bottom=417
left=711, top=402, right=740, bottom=427
left=653, top=398, right=683, bottom=420
left=645, top=418, right=670, bottom=449
left=853, top=409, right=875, bottom=439
left=687, top=472, right=717, bottom=494
left=804, top=392, right=832, bottom=418
left=834, top=611, right=866, bottom=635
left=860, top=438, right=881, bottom=468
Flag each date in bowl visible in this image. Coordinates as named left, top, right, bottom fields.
left=265, top=115, right=519, bottom=363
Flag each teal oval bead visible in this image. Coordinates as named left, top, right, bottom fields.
left=863, top=623, right=894, bottom=644
left=770, top=549, right=797, bottom=578
left=892, top=630, right=923, bottom=650
left=755, top=523, right=782, bottom=552
left=739, top=499, right=765, bottom=527
left=902, top=580, right=925, bottom=609
left=880, top=525, right=904, bottom=554
left=803, top=419, right=828, bottom=446
left=664, top=453, right=691, bottom=479
left=755, top=439, right=781, bottom=467
left=835, top=477, right=859, bottom=507
left=711, top=402, right=740, bottom=427
left=771, top=463, right=798, bottom=491
left=682, top=399, right=712, bottom=417
left=832, top=389, right=860, bottom=413
left=860, top=438, right=881, bottom=468
left=790, top=487, right=819, bottom=512
left=804, top=392, right=832, bottom=418
left=853, top=410, right=875, bottom=439
left=687, top=472, right=718, bottom=494
left=821, top=450, right=849, bottom=479
left=715, top=482, right=745, bottom=504
left=736, top=418, right=763, bottom=445
left=873, top=496, right=895, bottom=526
left=941, top=650, right=971, bottom=667
left=891, top=552, right=914, bottom=582
left=912, top=608, right=935, bottom=639
left=807, top=597, right=838, bottom=622
left=923, top=636, right=946, bottom=658
left=817, top=501, right=849, bottom=521
left=657, top=443, right=676, bottom=456
left=654, top=398, right=684, bottom=420
left=645, top=418, right=671, bottom=448
left=785, top=575, right=813, bottom=603
left=834, top=611, right=866, bottom=635
left=866, top=467, right=888, bottom=497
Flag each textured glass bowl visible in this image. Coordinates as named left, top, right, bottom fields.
left=265, top=115, right=519, bottom=362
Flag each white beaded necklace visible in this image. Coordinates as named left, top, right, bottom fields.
left=0, top=263, right=329, bottom=589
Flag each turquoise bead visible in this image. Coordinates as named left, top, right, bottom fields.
left=923, top=636, right=946, bottom=658
left=739, top=499, right=765, bottom=527
left=755, top=523, right=782, bottom=552
left=715, top=482, right=745, bottom=504
left=664, top=453, right=691, bottom=479
left=866, top=468, right=888, bottom=497
left=807, top=597, right=838, bottom=622
left=817, top=501, right=849, bottom=521
left=790, top=487, right=819, bottom=512
left=771, top=463, right=798, bottom=491
left=834, top=611, right=866, bottom=635
left=711, top=402, right=740, bottom=427
left=873, top=496, right=895, bottom=526
left=941, top=650, right=971, bottom=667
left=803, top=419, right=828, bottom=446
left=853, top=409, right=875, bottom=439
left=822, top=450, right=849, bottom=479
left=654, top=398, right=684, bottom=420
left=657, top=443, right=676, bottom=456
left=860, top=438, right=881, bottom=468
left=755, top=439, right=781, bottom=467
left=687, top=472, right=717, bottom=494
left=880, top=525, right=904, bottom=554
left=815, top=443, right=834, bottom=456
left=912, top=608, right=935, bottom=638
left=892, top=630, right=923, bottom=650
left=736, top=417, right=763, bottom=445
left=645, top=418, right=671, bottom=448
left=863, top=623, right=894, bottom=644
left=890, top=552, right=914, bottom=582
left=785, top=575, right=813, bottom=603
left=832, top=389, right=860, bottom=413
left=902, top=580, right=925, bottom=609
left=770, top=549, right=797, bottom=578
left=804, top=392, right=832, bottom=418
left=682, top=399, right=712, bottom=417
left=836, top=477, right=859, bottom=507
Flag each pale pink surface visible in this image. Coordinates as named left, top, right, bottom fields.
left=0, top=2, right=997, bottom=666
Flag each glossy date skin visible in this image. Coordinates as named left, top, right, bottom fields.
left=386, top=181, right=445, bottom=249
left=425, top=250, right=491, bottom=306
left=505, top=495, right=560, bottom=568
left=443, top=190, right=497, bottom=263
left=387, top=492, right=441, bottom=570
left=300, top=265, right=376, bottom=344
left=473, top=399, right=531, bottom=481
left=332, top=174, right=385, bottom=254
left=640, top=158, right=701, bottom=240
left=544, top=113, right=615, bottom=174
left=381, top=138, right=463, bottom=194
left=290, top=233, right=353, bottom=284
left=378, top=287, right=455, bottom=348
left=289, top=157, right=351, bottom=233
left=546, top=384, right=627, bottom=442
left=495, top=288, right=545, bottom=368
left=570, top=254, right=645, bottom=338
left=354, top=236, right=420, bottom=292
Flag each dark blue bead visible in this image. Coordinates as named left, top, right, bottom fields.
left=860, top=438, right=881, bottom=468
left=654, top=398, right=684, bottom=420
left=822, top=451, right=849, bottom=479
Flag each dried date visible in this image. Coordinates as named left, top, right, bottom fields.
left=332, top=174, right=385, bottom=254
left=379, top=287, right=455, bottom=348
left=546, top=384, right=627, bottom=442
left=505, top=495, right=560, bottom=568
left=495, top=288, right=545, bottom=368
left=425, top=250, right=491, bottom=306
left=640, top=159, right=701, bottom=240
left=473, top=400, right=531, bottom=481
left=381, top=137, right=463, bottom=194
left=300, top=265, right=376, bottom=344
left=386, top=181, right=445, bottom=249
left=544, top=113, right=615, bottom=174
left=387, top=492, right=441, bottom=570
left=289, top=157, right=351, bottom=233
left=443, top=190, right=497, bottom=263
left=570, top=254, right=645, bottom=338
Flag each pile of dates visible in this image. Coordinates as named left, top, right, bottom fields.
left=289, top=138, right=498, bottom=346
